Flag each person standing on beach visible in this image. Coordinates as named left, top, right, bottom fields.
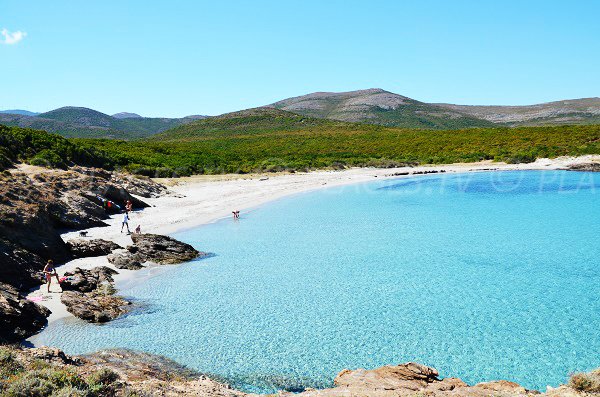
left=121, top=211, right=131, bottom=234
left=125, top=200, right=133, bottom=213
left=43, top=260, right=60, bottom=293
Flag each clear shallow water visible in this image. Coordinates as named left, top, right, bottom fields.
left=32, top=171, right=600, bottom=392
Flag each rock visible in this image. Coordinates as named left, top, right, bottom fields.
left=24, top=346, right=81, bottom=366
left=60, top=266, right=118, bottom=293
left=66, top=238, right=122, bottom=259
left=129, top=233, right=204, bottom=264
left=107, top=252, right=144, bottom=270
left=61, top=290, right=130, bottom=323
left=0, top=282, right=50, bottom=343
left=291, top=362, right=538, bottom=397
left=567, top=163, right=600, bottom=172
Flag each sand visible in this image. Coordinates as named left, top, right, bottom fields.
left=26, top=155, right=600, bottom=323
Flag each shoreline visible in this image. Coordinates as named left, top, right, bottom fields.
left=26, top=155, right=600, bottom=327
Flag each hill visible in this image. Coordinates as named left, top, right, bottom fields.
left=75, top=108, right=600, bottom=176
left=270, top=89, right=496, bottom=129
left=435, top=97, right=600, bottom=126
left=0, top=109, right=39, bottom=116
left=113, top=112, right=143, bottom=119
left=0, top=107, right=206, bottom=139
left=150, top=107, right=338, bottom=141
left=270, top=89, right=600, bottom=128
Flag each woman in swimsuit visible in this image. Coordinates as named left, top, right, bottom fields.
left=43, top=259, right=61, bottom=293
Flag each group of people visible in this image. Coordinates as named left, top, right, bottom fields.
left=121, top=199, right=141, bottom=234
left=43, top=199, right=147, bottom=294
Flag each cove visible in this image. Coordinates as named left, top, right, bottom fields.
left=31, top=171, right=600, bottom=393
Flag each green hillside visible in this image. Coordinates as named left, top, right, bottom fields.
left=70, top=109, right=600, bottom=176
left=0, top=125, right=115, bottom=170
left=0, top=107, right=202, bottom=139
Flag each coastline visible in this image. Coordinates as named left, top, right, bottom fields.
left=26, top=155, right=600, bottom=326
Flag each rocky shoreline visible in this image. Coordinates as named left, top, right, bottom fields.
left=2, top=159, right=600, bottom=395
left=0, top=164, right=203, bottom=341
left=1, top=345, right=598, bottom=396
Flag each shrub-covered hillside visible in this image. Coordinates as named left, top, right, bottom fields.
left=0, top=125, right=115, bottom=170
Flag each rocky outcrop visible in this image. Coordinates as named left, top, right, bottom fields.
left=567, top=163, right=600, bottom=172
left=289, top=363, right=536, bottom=397
left=129, top=233, right=203, bottom=264
left=0, top=282, right=50, bottom=343
left=66, top=238, right=122, bottom=259
left=61, top=290, right=130, bottom=323
left=106, top=252, right=143, bottom=270
left=107, top=233, right=205, bottom=269
left=1, top=346, right=597, bottom=397
left=0, top=166, right=168, bottom=339
left=59, top=266, right=130, bottom=323
left=60, top=266, right=118, bottom=293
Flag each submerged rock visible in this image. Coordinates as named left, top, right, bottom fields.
left=0, top=282, right=50, bottom=343
left=66, top=238, right=122, bottom=259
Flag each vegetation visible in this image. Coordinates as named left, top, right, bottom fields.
left=72, top=109, right=600, bottom=177
left=0, top=125, right=116, bottom=170
left=2, top=108, right=600, bottom=177
left=0, top=347, right=119, bottom=396
left=569, top=369, right=600, bottom=392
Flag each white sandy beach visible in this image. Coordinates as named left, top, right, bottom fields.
left=26, top=155, right=600, bottom=324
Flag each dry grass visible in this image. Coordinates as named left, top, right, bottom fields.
left=570, top=368, right=600, bottom=392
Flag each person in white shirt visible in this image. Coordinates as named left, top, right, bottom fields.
left=121, top=211, right=131, bottom=234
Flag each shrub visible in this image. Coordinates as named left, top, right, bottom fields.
left=0, top=348, right=23, bottom=378
left=570, top=370, right=600, bottom=392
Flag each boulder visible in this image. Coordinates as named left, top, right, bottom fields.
left=0, top=282, right=50, bottom=343
left=60, top=266, right=118, bottom=293
left=107, top=252, right=144, bottom=270
left=61, top=290, right=130, bottom=323
left=129, top=233, right=203, bottom=264
left=66, top=238, right=122, bottom=259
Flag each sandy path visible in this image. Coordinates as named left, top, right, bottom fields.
left=26, top=156, right=599, bottom=324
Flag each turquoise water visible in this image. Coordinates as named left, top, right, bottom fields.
left=32, top=171, right=600, bottom=392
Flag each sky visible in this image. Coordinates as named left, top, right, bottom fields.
left=1, top=0, right=599, bottom=117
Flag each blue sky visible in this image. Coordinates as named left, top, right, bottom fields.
left=1, top=0, right=599, bottom=117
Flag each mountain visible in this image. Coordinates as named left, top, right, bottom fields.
left=270, top=88, right=496, bottom=129
left=435, top=97, right=600, bottom=126
left=0, top=109, right=39, bottom=116
left=270, top=89, right=600, bottom=128
left=112, top=112, right=143, bottom=119
left=0, top=106, right=207, bottom=139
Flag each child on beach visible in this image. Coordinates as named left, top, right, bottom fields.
left=232, top=210, right=240, bottom=220
left=43, top=260, right=61, bottom=293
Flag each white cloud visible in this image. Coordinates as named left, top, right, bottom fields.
left=1, top=28, right=27, bottom=45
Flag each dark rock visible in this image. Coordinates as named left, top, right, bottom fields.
left=129, top=233, right=203, bottom=264
left=66, top=238, right=122, bottom=259
left=61, top=290, right=130, bottom=323
left=107, top=252, right=144, bottom=270
left=0, top=282, right=50, bottom=343
left=60, top=266, right=118, bottom=293
left=97, top=184, right=149, bottom=209
left=567, top=163, right=600, bottom=172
